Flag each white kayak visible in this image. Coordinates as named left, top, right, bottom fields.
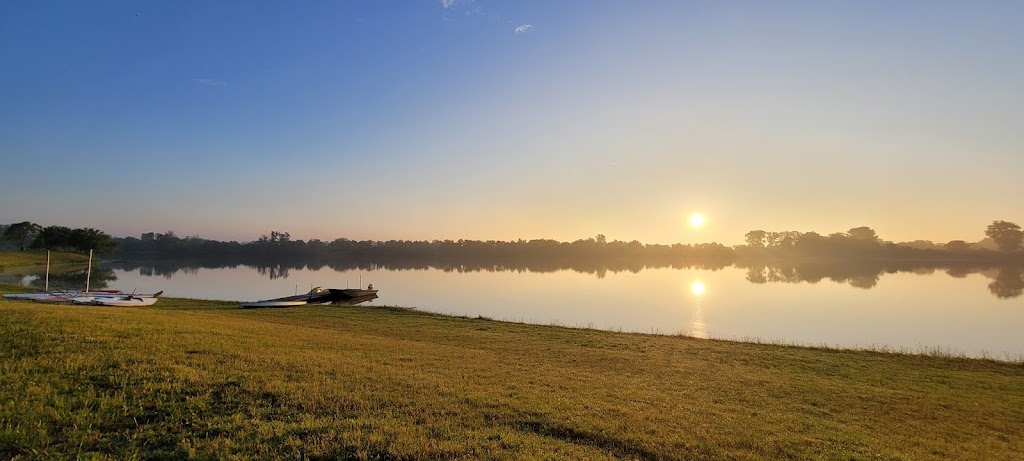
left=70, top=296, right=159, bottom=307
left=5, top=290, right=161, bottom=301
left=92, top=297, right=158, bottom=307
left=5, top=291, right=88, bottom=300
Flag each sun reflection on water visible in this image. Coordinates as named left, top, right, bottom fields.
left=690, top=280, right=707, bottom=338
left=691, top=281, right=705, bottom=296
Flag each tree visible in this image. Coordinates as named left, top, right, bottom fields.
left=984, top=220, right=1023, bottom=252
left=68, top=228, right=117, bottom=254
left=30, top=225, right=73, bottom=250
left=744, top=230, right=766, bottom=248
left=945, top=240, right=970, bottom=251
left=846, top=226, right=879, bottom=242
left=2, top=221, right=42, bottom=251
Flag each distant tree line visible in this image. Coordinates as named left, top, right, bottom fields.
left=113, top=231, right=735, bottom=277
left=8, top=219, right=1022, bottom=265
left=1, top=221, right=117, bottom=253
left=108, top=220, right=1024, bottom=266
left=736, top=221, right=1024, bottom=261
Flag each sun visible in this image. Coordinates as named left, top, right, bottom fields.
left=691, top=281, right=706, bottom=296
left=688, top=213, right=705, bottom=228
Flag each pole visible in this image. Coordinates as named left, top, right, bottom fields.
left=85, top=249, right=93, bottom=292
left=45, top=250, right=50, bottom=291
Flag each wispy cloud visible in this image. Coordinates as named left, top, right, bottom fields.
left=193, top=78, right=227, bottom=87
left=440, top=0, right=469, bottom=9
left=514, top=24, right=533, bottom=34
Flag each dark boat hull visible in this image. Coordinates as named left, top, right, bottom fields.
left=242, top=288, right=379, bottom=308
left=327, top=289, right=378, bottom=304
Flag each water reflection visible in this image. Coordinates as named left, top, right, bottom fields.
left=989, top=266, right=1024, bottom=299
left=0, top=267, right=117, bottom=291
left=256, top=264, right=290, bottom=280
left=740, top=261, right=1024, bottom=299
left=690, top=281, right=706, bottom=296
left=105, top=259, right=1024, bottom=300
left=689, top=280, right=707, bottom=339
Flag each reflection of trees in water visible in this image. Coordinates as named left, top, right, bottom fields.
left=847, top=274, right=880, bottom=289
left=256, top=264, right=290, bottom=280
left=115, top=261, right=240, bottom=279
left=744, top=263, right=880, bottom=288
left=988, top=266, right=1024, bottom=299
left=110, top=258, right=1024, bottom=300
left=742, top=261, right=1024, bottom=298
left=946, top=267, right=971, bottom=278
left=112, top=257, right=730, bottom=282
left=25, top=268, right=117, bottom=291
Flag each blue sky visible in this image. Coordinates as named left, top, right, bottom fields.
left=2, top=1, right=1022, bottom=244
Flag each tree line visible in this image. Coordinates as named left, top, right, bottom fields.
left=737, top=221, right=1024, bottom=259
left=1, top=222, right=116, bottom=253
left=114, top=231, right=735, bottom=269
left=5, top=220, right=1023, bottom=263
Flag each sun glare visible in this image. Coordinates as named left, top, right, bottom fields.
left=691, top=281, right=705, bottom=296
left=688, top=213, right=705, bottom=228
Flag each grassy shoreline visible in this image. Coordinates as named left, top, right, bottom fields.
left=0, top=250, right=90, bottom=276
left=1, top=286, right=1022, bottom=459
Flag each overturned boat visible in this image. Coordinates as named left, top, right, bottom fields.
left=241, top=286, right=378, bottom=308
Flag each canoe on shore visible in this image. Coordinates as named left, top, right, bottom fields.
left=4, top=289, right=122, bottom=300
left=6, top=290, right=163, bottom=305
left=70, top=296, right=160, bottom=307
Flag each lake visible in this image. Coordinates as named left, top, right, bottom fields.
left=10, top=260, right=1024, bottom=359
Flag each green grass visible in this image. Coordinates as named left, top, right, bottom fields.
left=0, top=250, right=90, bottom=274
left=1, top=290, right=1022, bottom=460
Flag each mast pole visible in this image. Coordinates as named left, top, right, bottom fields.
left=85, top=249, right=93, bottom=292
left=45, top=250, right=50, bottom=291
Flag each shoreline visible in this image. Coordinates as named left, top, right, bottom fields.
left=3, top=282, right=1022, bottom=364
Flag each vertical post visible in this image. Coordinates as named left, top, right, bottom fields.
left=85, top=249, right=93, bottom=292
left=45, top=250, right=50, bottom=291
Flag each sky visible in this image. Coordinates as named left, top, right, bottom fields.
left=1, top=1, right=1022, bottom=245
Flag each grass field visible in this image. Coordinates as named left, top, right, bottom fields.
left=1, top=282, right=1022, bottom=460
left=0, top=250, right=89, bottom=274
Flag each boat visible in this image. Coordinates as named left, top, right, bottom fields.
left=326, top=288, right=379, bottom=303
left=240, top=300, right=309, bottom=308
left=241, top=286, right=379, bottom=308
left=85, top=296, right=159, bottom=307
left=72, top=295, right=158, bottom=305
left=68, top=292, right=161, bottom=306
left=4, top=289, right=120, bottom=300
left=6, top=290, right=162, bottom=302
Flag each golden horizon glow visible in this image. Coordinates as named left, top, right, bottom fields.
left=691, top=281, right=706, bottom=296
left=689, top=213, right=705, bottom=228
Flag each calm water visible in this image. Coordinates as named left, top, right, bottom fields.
left=44, top=261, right=1017, bottom=360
